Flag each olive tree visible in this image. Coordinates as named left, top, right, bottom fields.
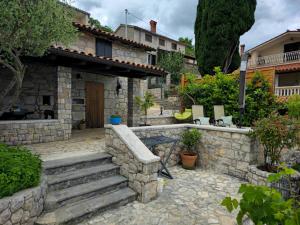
left=0, top=0, right=77, bottom=113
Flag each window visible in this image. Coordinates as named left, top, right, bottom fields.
left=159, top=38, right=165, bottom=46
left=96, top=39, right=112, bottom=57
left=145, top=33, right=152, bottom=43
left=172, top=43, right=177, bottom=50
left=43, top=96, right=51, bottom=106
left=147, top=54, right=156, bottom=65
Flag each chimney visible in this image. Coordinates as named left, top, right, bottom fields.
left=240, top=44, right=245, bottom=56
left=150, top=20, right=157, bottom=33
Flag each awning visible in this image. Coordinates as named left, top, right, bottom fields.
left=25, top=46, right=167, bottom=78
left=276, top=62, right=300, bottom=73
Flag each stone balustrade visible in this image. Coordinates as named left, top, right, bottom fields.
left=105, top=125, right=160, bottom=203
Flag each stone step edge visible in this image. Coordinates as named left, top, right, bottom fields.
left=35, top=188, right=137, bottom=225
left=47, top=163, right=119, bottom=186
left=43, top=153, right=112, bottom=170
left=45, top=175, right=128, bottom=211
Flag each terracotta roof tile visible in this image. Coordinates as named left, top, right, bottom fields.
left=48, top=46, right=167, bottom=75
left=73, top=23, right=155, bottom=51
left=276, top=63, right=300, bottom=73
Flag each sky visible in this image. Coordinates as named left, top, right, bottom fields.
left=72, top=0, right=300, bottom=50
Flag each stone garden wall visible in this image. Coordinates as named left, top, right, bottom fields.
left=0, top=177, right=47, bottom=225
left=140, top=115, right=176, bottom=126
left=132, top=124, right=259, bottom=180
left=0, top=66, right=72, bottom=145
left=105, top=125, right=160, bottom=203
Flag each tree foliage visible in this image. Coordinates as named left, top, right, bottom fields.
left=0, top=0, right=77, bottom=112
left=135, top=92, right=155, bottom=125
left=157, top=50, right=184, bottom=85
left=89, top=17, right=114, bottom=33
left=179, top=37, right=195, bottom=57
left=181, top=69, right=279, bottom=126
left=194, top=0, right=256, bottom=75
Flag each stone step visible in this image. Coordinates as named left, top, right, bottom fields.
left=43, top=153, right=112, bottom=175
left=47, top=164, right=120, bottom=192
left=45, top=176, right=128, bottom=211
left=35, top=188, right=136, bottom=225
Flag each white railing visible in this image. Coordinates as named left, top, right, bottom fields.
left=248, top=50, right=300, bottom=68
left=275, top=86, right=300, bottom=96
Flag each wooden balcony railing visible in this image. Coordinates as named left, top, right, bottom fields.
left=248, top=50, right=300, bottom=68
left=275, top=86, right=300, bottom=96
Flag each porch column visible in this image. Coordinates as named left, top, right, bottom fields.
left=127, top=78, right=141, bottom=127
left=57, top=66, right=72, bottom=139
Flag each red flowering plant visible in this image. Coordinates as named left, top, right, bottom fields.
left=251, top=113, right=300, bottom=172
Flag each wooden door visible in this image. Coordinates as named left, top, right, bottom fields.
left=85, top=82, right=104, bottom=128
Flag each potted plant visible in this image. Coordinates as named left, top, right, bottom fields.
left=110, top=114, right=122, bottom=125
left=180, top=128, right=202, bottom=169
left=135, top=91, right=155, bottom=126
left=250, top=113, right=300, bottom=173
left=79, top=119, right=86, bottom=130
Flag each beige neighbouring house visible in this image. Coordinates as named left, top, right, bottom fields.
left=246, top=29, right=300, bottom=99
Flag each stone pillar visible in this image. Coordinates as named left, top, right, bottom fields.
left=127, top=78, right=142, bottom=127
left=57, top=66, right=72, bottom=139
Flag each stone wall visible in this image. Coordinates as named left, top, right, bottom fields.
left=140, top=115, right=176, bottom=126
left=112, top=43, right=148, bottom=64
left=0, top=177, right=47, bottom=225
left=71, top=70, right=128, bottom=128
left=132, top=124, right=259, bottom=180
left=0, top=66, right=72, bottom=145
left=105, top=125, right=160, bottom=203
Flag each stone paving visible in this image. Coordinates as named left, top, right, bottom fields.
left=79, top=167, right=244, bottom=225
left=26, top=129, right=105, bottom=161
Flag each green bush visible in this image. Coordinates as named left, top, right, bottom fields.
left=181, top=68, right=279, bottom=126
left=0, top=143, right=42, bottom=198
left=181, top=128, right=202, bottom=153
left=287, top=94, right=300, bottom=120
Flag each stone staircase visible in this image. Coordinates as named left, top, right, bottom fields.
left=36, top=153, right=136, bottom=225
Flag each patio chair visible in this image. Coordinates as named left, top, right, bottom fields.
left=213, top=105, right=233, bottom=127
left=174, top=108, right=192, bottom=121
left=192, top=105, right=210, bottom=125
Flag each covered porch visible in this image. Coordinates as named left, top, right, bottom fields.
left=275, top=63, right=300, bottom=96
left=0, top=46, right=166, bottom=145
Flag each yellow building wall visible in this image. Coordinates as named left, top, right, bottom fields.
left=246, top=66, right=276, bottom=91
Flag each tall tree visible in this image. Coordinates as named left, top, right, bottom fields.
left=0, top=0, right=77, bottom=112
left=194, top=0, right=256, bottom=75
left=179, top=37, right=195, bottom=57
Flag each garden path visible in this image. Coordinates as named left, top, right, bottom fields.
left=79, top=167, right=243, bottom=225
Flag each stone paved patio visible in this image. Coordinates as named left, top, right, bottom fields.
left=26, top=128, right=105, bottom=161
left=79, top=167, right=244, bottom=225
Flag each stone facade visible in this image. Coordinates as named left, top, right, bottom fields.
left=0, top=66, right=72, bottom=145
left=132, top=124, right=259, bottom=180
left=105, top=125, right=160, bottom=203
left=112, top=43, right=147, bottom=64
left=0, top=177, right=47, bottom=225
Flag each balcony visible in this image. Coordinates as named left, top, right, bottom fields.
left=275, top=86, right=300, bottom=96
left=248, top=50, right=300, bottom=68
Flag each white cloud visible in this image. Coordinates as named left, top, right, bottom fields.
left=72, top=0, right=300, bottom=49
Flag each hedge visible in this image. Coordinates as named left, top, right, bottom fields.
left=0, top=143, right=42, bottom=198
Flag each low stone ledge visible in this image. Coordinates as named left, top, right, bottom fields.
left=140, top=115, right=176, bottom=126
left=0, top=176, right=47, bottom=225
left=105, top=125, right=160, bottom=203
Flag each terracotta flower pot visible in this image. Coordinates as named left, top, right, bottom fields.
left=180, top=152, right=198, bottom=170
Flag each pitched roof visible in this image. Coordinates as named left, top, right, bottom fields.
left=73, top=23, right=155, bottom=51
left=247, top=30, right=300, bottom=53
left=115, top=24, right=185, bottom=45
left=48, top=46, right=167, bottom=76
left=276, top=62, right=300, bottom=73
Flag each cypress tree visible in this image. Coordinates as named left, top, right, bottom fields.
left=195, top=0, right=256, bottom=75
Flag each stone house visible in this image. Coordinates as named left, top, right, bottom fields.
left=0, top=6, right=167, bottom=145
left=246, top=30, right=300, bottom=98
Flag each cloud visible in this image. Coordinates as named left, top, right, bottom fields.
left=72, top=0, right=300, bottom=49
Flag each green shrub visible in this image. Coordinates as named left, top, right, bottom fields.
left=287, top=94, right=300, bottom=120
left=0, top=143, right=42, bottom=198
left=181, top=128, right=202, bottom=153
left=181, top=68, right=280, bottom=126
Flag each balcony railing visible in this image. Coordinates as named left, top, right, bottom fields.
left=275, top=86, right=300, bottom=96
left=248, top=50, right=300, bottom=68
